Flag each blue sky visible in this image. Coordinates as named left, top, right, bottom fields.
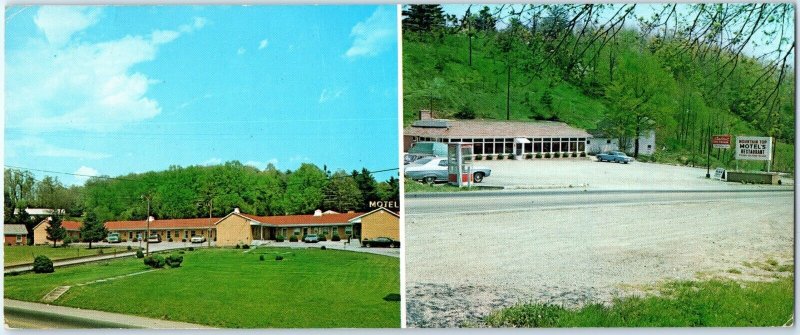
left=5, top=5, right=399, bottom=185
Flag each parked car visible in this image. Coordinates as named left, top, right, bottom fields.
left=303, top=234, right=319, bottom=243
left=596, top=151, right=634, bottom=164
left=404, top=157, right=492, bottom=183
left=405, top=141, right=448, bottom=165
left=107, top=233, right=121, bottom=243
left=190, top=236, right=206, bottom=243
left=147, top=234, right=162, bottom=243
left=362, top=237, right=400, bottom=248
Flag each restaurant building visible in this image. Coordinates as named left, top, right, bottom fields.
left=404, top=111, right=592, bottom=159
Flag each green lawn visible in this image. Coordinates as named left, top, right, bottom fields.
left=485, top=275, right=794, bottom=327
left=404, top=178, right=499, bottom=193
left=4, top=245, right=130, bottom=266
left=4, top=247, right=400, bottom=328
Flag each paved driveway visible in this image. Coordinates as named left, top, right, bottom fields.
left=476, top=158, right=792, bottom=190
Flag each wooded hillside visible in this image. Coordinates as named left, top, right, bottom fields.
left=403, top=4, right=794, bottom=172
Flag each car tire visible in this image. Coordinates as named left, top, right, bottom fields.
left=473, top=172, right=485, bottom=183
left=423, top=176, right=435, bottom=184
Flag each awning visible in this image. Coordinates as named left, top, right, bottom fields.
left=514, top=137, right=531, bottom=144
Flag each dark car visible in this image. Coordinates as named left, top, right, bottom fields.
left=362, top=237, right=400, bottom=248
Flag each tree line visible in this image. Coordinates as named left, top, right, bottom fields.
left=402, top=4, right=794, bottom=170
left=4, top=162, right=400, bottom=244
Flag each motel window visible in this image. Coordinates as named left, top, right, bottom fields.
left=184, top=231, right=188, bottom=238
left=167, top=231, right=171, bottom=239
left=345, top=226, right=352, bottom=235
left=129, top=232, right=133, bottom=239
left=293, top=228, right=300, bottom=235
left=191, top=231, right=196, bottom=237
left=322, top=227, right=329, bottom=235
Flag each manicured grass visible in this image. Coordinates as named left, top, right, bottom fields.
left=404, top=178, right=497, bottom=193
left=4, top=247, right=400, bottom=328
left=4, top=245, right=130, bottom=266
left=485, top=276, right=794, bottom=327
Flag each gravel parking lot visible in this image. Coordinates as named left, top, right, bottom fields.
left=474, top=157, right=792, bottom=190
left=405, top=172, right=794, bottom=327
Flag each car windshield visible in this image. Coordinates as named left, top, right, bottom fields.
left=412, top=157, right=433, bottom=165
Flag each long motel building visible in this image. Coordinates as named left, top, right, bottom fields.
left=99, top=207, right=399, bottom=247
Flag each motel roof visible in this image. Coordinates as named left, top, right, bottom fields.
left=238, top=212, right=364, bottom=226
left=4, top=224, right=28, bottom=235
left=405, top=119, right=592, bottom=139
left=105, top=217, right=221, bottom=230
left=32, top=218, right=82, bottom=231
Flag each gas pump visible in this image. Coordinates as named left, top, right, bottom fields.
left=447, top=143, right=473, bottom=187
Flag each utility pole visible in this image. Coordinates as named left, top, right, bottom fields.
left=142, top=194, right=152, bottom=256
left=506, top=62, right=511, bottom=120
left=207, top=198, right=212, bottom=248
left=705, top=115, right=712, bottom=178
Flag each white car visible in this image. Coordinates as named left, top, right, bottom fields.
left=404, top=157, right=492, bottom=184
left=190, top=236, right=206, bottom=243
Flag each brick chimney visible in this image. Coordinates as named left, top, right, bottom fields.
left=419, top=109, right=433, bottom=120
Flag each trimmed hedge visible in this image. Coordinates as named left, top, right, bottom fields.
left=275, top=255, right=284, bottom=261
left=289, top=235, right=298, bottom=242
left=165, top=254, right=183, bottom=268
left=33, top=256, right=54, bottom=273
left=331, top=234, right=341, bottom=242
left=136, top=250, right=144, bottom=258
left=143, top=255, right=166, bottom=268
left=276, top=235, right=285, bottom=242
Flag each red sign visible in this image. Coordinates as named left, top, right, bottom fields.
left=712, top=135, right=731, bottom=149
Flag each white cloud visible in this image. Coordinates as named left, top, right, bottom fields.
left=237, top=47, right=246, bottom=55
left=318, top=88, right=345, bottom=103
left=6, top=137, right=111, bottom=160
left=258, top=39, right=269, bottom=50
left=74, top=166, right=100, bottom=183
left=202, top=158, right=222, bottom=166
left=6, top=13, right=207, bottom=133
left=34, top=7, right=101, bottom=47
left=344, top=7, right=395, bottom=59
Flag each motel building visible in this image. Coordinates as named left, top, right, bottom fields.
left=32, top=217, right=82, bottom=245
left=404, top=110, right=592, bottom=159
left=4, top=224, right=28, bottom=245
left=98, top=207, right=399, bottom=247
left=104, top=217, right=219, bottom=242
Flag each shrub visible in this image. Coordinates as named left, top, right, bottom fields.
left=526, top=154, right=533, bottom=159
left=475, top=155, right=483, bottom=160
left=275, top=255, right=284, bottom=261
left=136, top=250, right=144, bottom=258
left=33, top=256, right=54, bottom=273
left=536, top=153, right=542, bottom=159
left=259, top=255, right=265, bottom=261
left=572, top=152, right=578, bottom=158
left=182, top=238, right=187, bottom=242
left=243, top=244, right=250, bottom=249
left=544, top=153, right=551, bottom=158
left=455, top=103, right=476, bottom=119
left=276, top=235, right=285, bottom=242
left=127, top=245, right=132, bottom=251
left=496, top=154, right=504, bottom=160
left=165, top=254, right=183, bottom=268
left=321, top=246, right=327, bottom=250
left=62, top=236, right=72, bottom=247
left=331, top=234, right=341, bottom=242
left=168, top=238, right=173, bottom=242
left=98, top=249, right=104, bottom=255
left=289, top=235, right=298, bottom=242
left=318, top=234, right=327, bottom=242
left=579, top=152, right=586, bottom=157
left=486, top=155, right=494, bottom=160
left=122, top=239, right=127, bottom=243
left=178, top=250, right=185, bottom=254
left=188, top=247, right=194, bottom=251
left=143, top=255, right=166, bottom=268
left=235, top=244, right=241, bottom=249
